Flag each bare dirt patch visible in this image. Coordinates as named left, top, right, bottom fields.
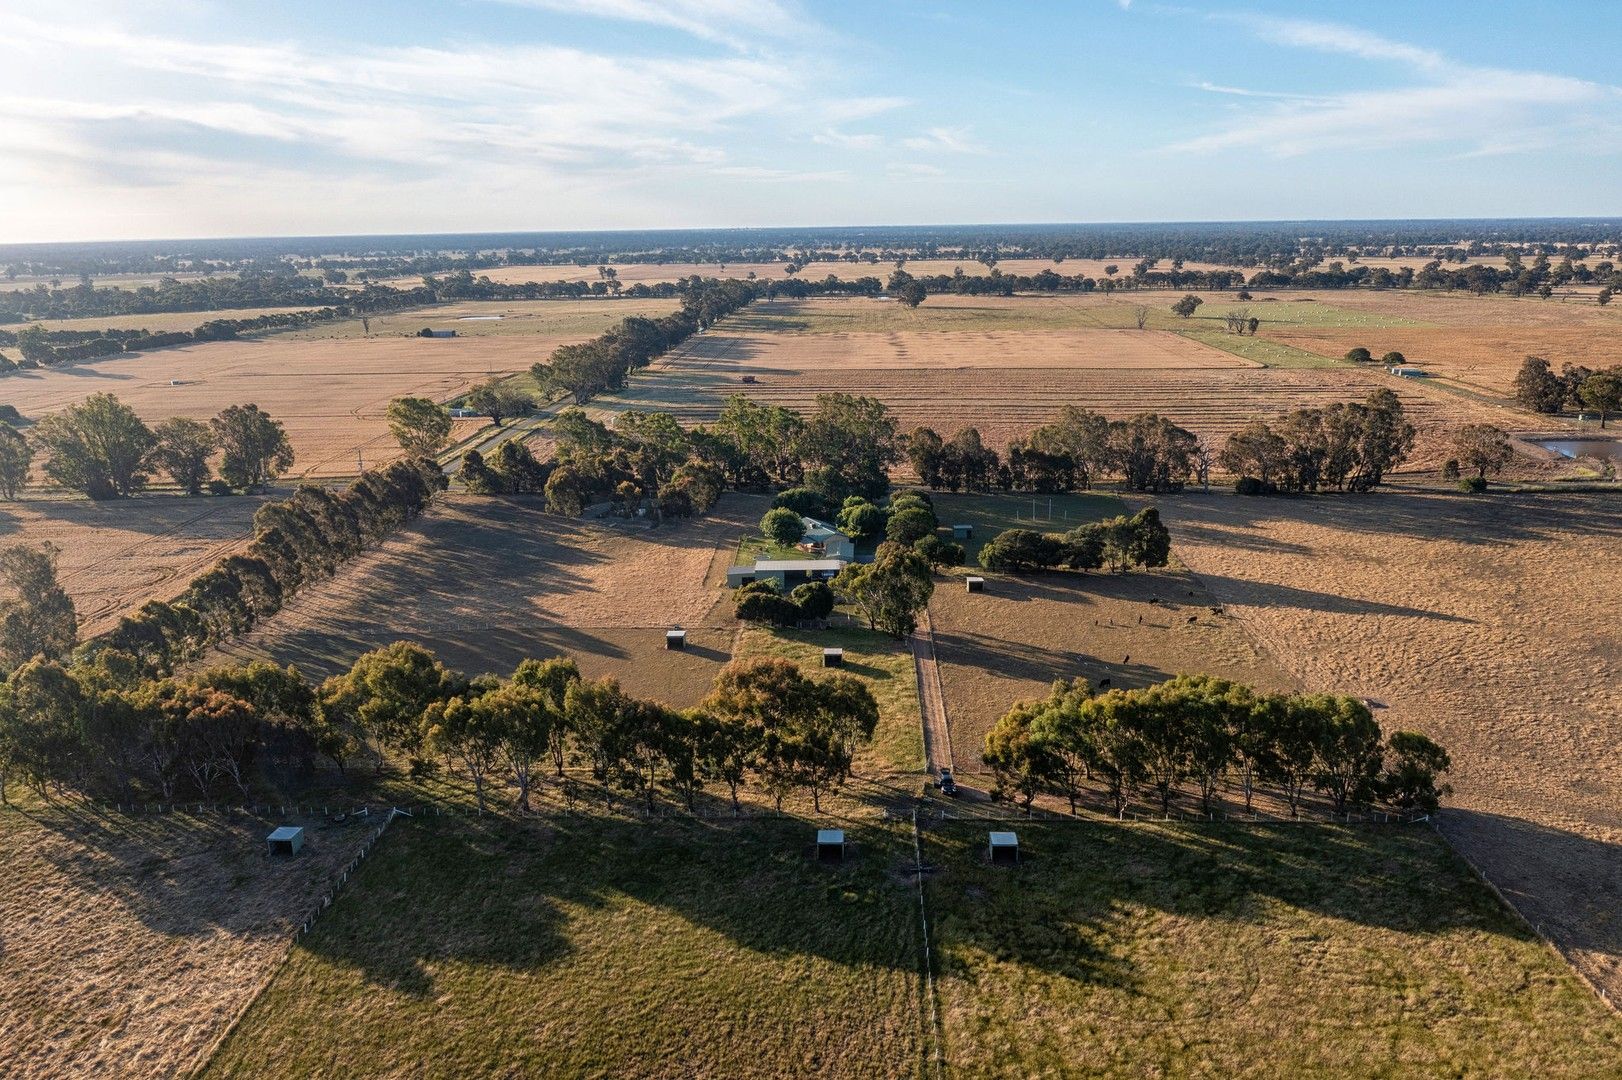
left=1157, top=490, right=1622, bottom=1000
left=0, top=805, right=373, bottom=1080
left=0, top=495, right=268, bottom=636
left=216, top=494, right=767, bottom=704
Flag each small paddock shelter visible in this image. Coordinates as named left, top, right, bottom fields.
left=989, top=831, right=1019, bottom=866
left=966, top=576, right=985, bottom=593
left=822, top=647, right=844, bottom=668
left=952, top=524, right=974, bottom=541
left=665, top=629, right=687, bottom=650
left=817, top=829, right=846, bottom=863
left=267, top=826, right=305, bottom=856
left=421, top=328, right=457, bottom=338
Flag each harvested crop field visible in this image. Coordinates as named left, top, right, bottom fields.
left=605, top=355, right=1519, bottom=475
left=276, top=297, right=681, bottom=341
left=1157, top=490, right=1622, bottom=1001
left=922, top=493, right=1293, bottom=777
left=0, top=494, right=268, bottom=636
left=925, top=820, right=1622, bottom=1077
left=0, top=804, right=376, bottom=1080
left=1, top=299, right=679, bottom=480
left=216, top=494, right=768, bottom=702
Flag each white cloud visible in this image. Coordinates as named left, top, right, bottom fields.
left=1175, top=17, right=1622, bottom=160
left=814, top=130, right=883, bottom=150
left=900, top=127, right=985, bottom=154
left=492, top=0, right=810, bottom=49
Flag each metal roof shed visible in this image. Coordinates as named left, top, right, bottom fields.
left=817, top=828, right=846, bottom=862
left=267, top=826, right=305, bottom=856
left=822, top=647, right=844, bottom=668
left=666, top=629, right=687, bottom=650
left=988, top=830, right=1019, bottom=865
left=966, top=576, right=985, bottom=593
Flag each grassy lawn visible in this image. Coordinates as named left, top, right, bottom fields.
left=202, top=815, right=925, bottom=1080
left=925, top=821, right=1622, bottom=1078
left=733, top=624, right=924, bottom=775
left=923, top=491, right=1127, bottom=560
left=734, top=533, right=808, bottom=566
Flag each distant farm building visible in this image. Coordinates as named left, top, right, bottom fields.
left=797, top=517, right=855, bottom=561
left=952, top=524, right=974, bottom=541
left=1387, top=365, right=1426, bottom=378
left=419, top=328, right=457, bottom=338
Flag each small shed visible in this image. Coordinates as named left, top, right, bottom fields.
left=666, top=629, right=687, bottom=650
left=952, top=524, right=974, bottom=541
left=423, top=328, right=457, bottom=338
left=817, top=828, right=846, bottom=862
left=989, top=830, right=1019, bottom=865
left=267, top=826, right=305, bottom=856
left=822, top=647, right=844, bottom=668
left=966, top=576, right=985, bottom=593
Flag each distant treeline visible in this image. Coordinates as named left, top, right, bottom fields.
left=6, top=219, right=1622, bottom=280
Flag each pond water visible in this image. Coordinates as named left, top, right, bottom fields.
left=456, top=315, right=505, bottom=321
left=1529, top=438, right=1622, bottom=462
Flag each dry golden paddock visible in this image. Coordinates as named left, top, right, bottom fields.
left=1157, top=490, right=1622, bottom=1001
left=0, top=298, right=679, bottom=480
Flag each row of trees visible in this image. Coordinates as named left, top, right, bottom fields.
left=0, top=308, right=352, bottom=370
left=92, top=457, right=446, bottom=678
left=532, top=280, right=759, bottom=404
left=983, top=675, right=1452, bottom=817
left=0, top=638, right=881, bottom=817
left=977, top=508, right=1172, bottom=574
left=6, top=393, right=297, bottom=499
left=527, top=394, right=902, bottom=521
left=912, top=410, right=1204, bottom=495
left=1513, top=356, right=1622, bottom=426
left=1216, top=391, right=1416, bottom=494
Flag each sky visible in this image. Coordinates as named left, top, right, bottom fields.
left=3, top=0, right=1621, bottom=243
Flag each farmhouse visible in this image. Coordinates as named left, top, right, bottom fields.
left=727, top=558, right=845, bottom=588
left=726, top=515, right=859, bottom=588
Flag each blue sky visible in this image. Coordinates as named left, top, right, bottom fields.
left=4, top=0, right=1621, bottom=242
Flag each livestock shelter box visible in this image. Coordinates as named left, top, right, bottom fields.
left=965, top=576, right=985, bottom=593
left=267, top=826, right=305, bottom=856
left=822, top=647, right=844, bottom=668
left=666, top=629, right=687, bottom=650
left=816, top=829, right=846, bottom=862
left=952, top=524, right=974, bottom=541
left=989, top=831, right=1019, bottom=866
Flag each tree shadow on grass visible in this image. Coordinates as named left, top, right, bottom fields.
left=273, top=807, right=1581, bottom=1007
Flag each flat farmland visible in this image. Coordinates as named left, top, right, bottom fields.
left=0, top=495, right=268, bottom=636
left=926, top=820, right=1622, bottom=1077
left=275, top=297, right=681, bottom=341
left=565, top=297, right=1535, bottom=475
left=1157, top=491, right=1622, bottom=1001
left=202, top=815, right=924, bottom=1079
left=0, top=300, right=678, bottom=480
left=1240, top=290, right=1622, bottom=396
left=0, top=805, right=378, bottom=1080
left=25, top=305, right=325, bottom=333
left=215, top=494, right=767, bottom=702
left=921, top=493, right=1293, bottom=777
